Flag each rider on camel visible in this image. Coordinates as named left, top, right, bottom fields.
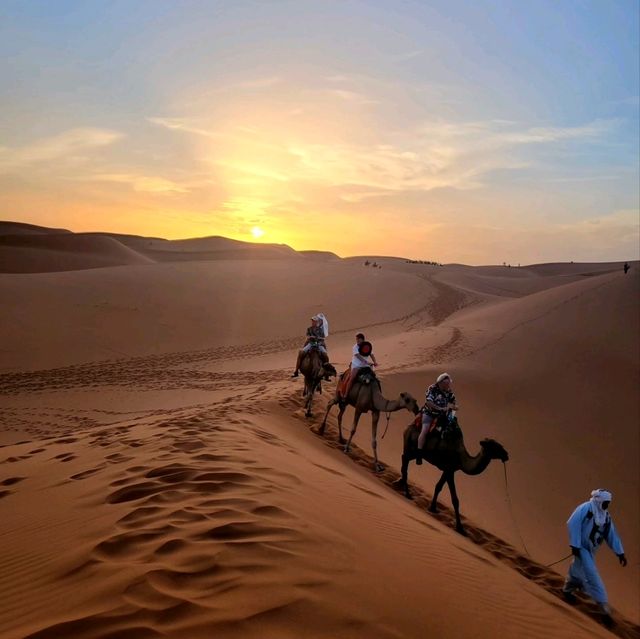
left=416, top=373, right=459, bottom=464
left=292, top=313, right=329, bottom=378
left=340, top=332, right=378, bottom=398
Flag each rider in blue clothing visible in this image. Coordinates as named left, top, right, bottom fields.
left=563, top=489, right=627, bottom=626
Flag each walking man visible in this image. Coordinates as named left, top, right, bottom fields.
left=562, top=488, right=627, bottom=627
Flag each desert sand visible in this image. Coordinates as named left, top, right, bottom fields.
left=0, top=224, right=638, bottom=639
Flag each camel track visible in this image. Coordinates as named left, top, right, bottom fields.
left=417, top=273, right=479, bottom=326
left=0, top=268, right=481, bottom=394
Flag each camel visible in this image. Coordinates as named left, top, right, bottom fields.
left=299, top=349, right=337, bottom=418
left=396, top=415, right=508, bottom=534
left=319, top=368, right=420, bottom=472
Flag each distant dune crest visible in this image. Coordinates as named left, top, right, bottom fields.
left=0, top=222, right=309, bottom=273
left=0, top=221, right=634, bottom=274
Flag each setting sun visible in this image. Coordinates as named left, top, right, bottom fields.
left=251, top=227, right=264, bottom=239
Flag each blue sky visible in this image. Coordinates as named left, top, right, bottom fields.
left=0, top=0, right=638, bottom=263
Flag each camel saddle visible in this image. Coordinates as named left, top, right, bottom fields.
left=337, top=366, right=379, bottom=400
left=413, top=411, right=461, bottom=440
left=354, top=366, right=378, bottom=387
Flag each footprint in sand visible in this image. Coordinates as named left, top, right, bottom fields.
left=1, top=476, right=26, bottom=486
left=172, top=440, right=205, bottom=453
left=53, top=452, right=76, bottom=462
left=93, top=525, right=179, bottom=560
left=2, top=456, right=29, bottom=463
left=105, top=452, right=134, bottom=463
left=70, top=466, right=106, bottom=481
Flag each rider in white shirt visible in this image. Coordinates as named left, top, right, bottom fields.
left=341, top=333, right=378, bottom=397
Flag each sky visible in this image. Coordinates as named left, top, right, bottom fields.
left=0, top=0, right=638, bottom=264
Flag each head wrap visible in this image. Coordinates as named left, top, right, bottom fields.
left=436, top=373, right=452, bottom=384
left=317, top=313, right=329, bottom=337
left=590, top=488, right=612, bottom=526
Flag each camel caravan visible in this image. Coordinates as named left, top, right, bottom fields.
left=291, top=315, right=629, bottom=627
left=291, top=314, right=509, bottom=535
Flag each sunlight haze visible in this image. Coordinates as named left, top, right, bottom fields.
left=1, top=0, right=638, bottom=263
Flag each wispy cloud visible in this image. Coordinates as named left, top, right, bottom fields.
left=147, top=117, right=219, bottom=138
left=91, top=173, right=190, bottom=194
left=150, top=111, right=615, bottom=202
left=0, top=128, right=123, bottom=173
left=498, top=120, right=613, bottom=144
left=542, top=174, right=621, bottom=183
left=281, top=119, right=611, bottom=197
left=416, top=119, right=614, bottom=148
left=142, top=96, right=622, bottom=237
left=216, top=159, right=290, bottom=183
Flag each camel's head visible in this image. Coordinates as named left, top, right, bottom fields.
left=399, top=392, right=421, bottom=415
left=322, top=363, right=337, bottom=381
left=480, top=438, right=509, bottom=462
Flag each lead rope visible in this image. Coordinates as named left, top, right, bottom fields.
left=381, top=400, right=391, bottom=439
left=502, top=463, right=575, bottom=568
left=545, top=553, right=573, bottom=568
left=502, top=462, right=532, bottom=558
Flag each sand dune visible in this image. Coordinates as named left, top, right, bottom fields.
left=376, top=269, right=639, bottom=619
left=146, top=235, right=298, bottom=254
left=124, top=235, right=303, bottom=262
left=431, top=264, right=608, bottom=298
left=0, top=224, right=324, bottom=273
left=0, top=233, right=155, bottom=273
left=0, top=259, right=435, bottom=371
left=0, top=222, right=73, bottom=236
left=526, top=262, right=626, bottom=277
left=1, top=385, right=634, bottom=639
left=298, top=250, right=341, bottom=261
left=0, top=238, right=638, bottom=638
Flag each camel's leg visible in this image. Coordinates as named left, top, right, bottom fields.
left=445, top=472, right=465, bottom=535
left=305, top=381, right=315, bottom=417
left=400, top=453, right=411, bottom=499
left=336, top=404, right=347, bottom=444
left=371, top=411, right=384, bottom=472
left=293, top=350, right=304, bottom=375
left=319, top=397, right=337, bottom=435
left=344, top=409, right=362, bottom=453
left=429, top=471, right=447, bottom=513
